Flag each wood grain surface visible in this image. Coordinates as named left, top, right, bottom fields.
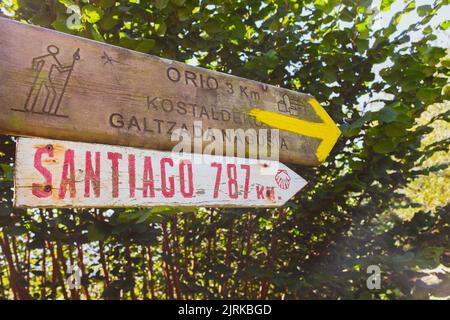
left=0, top=17, right=340, bottom=165
left=14, top=137, right=307, bottom=208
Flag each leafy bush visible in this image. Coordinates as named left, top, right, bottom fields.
left=0, top=0, right=448, bottom=299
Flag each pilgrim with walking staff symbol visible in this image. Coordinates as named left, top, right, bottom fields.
left=12, top=44, right=80, bottom=118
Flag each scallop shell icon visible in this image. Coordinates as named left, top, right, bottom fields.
left=275, top=169, right=291, bottom=190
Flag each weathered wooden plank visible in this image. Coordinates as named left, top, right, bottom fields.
left=0, top=17, right=340, bottom=165
left=14, top=138, right=307, bottom=208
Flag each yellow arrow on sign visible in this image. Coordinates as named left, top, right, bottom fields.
left=249, top=98, right=341, bottom=162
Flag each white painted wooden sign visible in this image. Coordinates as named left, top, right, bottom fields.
left=14, top=138, right=307, bottom=208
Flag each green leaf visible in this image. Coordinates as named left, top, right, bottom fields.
left=82, top=5, right=104, bottom=23
left=230, top=21, right=246, bottom=40
left=378, top=106, right=399, bottom=123
left=443, top=84, right=450, bottom=100
left=155, top=21, right=167, bottom=37
left=178, top=7, right=191, bottom=21
left=100, top=13, right=118, bottom=30
left=90, top=24, right=104, bottom=42
left=417, top=5, right=432, bottom=17
left=356, top=39, right=369, bottom=53
left=373, top=139, right=396, bottom=154
left=99, top=0, right=116, bottom=9
left=423, top=47, right=446, bottom=66
left=423, top=26, right=432, bottom=34
left=392, top=251, right=415, bottom=268
left=314, top=0, right=334, bottom=14
left=135, top=39, right=156, bottom=53
left=380, top=0, right=395, bottom=11
left=441, top=57, right=450, bottom=69
left=31, top=12, right=53, bottom=27
left=356, top=21, right=369, bottom=39
left=155, top=0, right=169, bottom=10
left=439, top=20, right=450, bottom=30
left=58, top=0, right=77, bottom=8
left=351, top=112, right=372, bottom=129
left=0, top=163, right=13, bottom=181
left=263, top=49, right=279, bottom=68
left=417, top=87, right=441, bottom=103
left=414, top=247, right=444, bottom=269
left=383, top=123, right=407, bottom=137
left=205, top=20, right=223, bottom=34
left=119, top=35, right=138, bottom=49
left=339, top=8, right=354, bottom=22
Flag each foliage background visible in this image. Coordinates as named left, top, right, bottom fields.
left=0, top=0, right=449, bottom=299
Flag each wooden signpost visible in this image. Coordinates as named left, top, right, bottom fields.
left=14, top=138, right=307, bottom=208
left=0, top=17, right=340, bottom=166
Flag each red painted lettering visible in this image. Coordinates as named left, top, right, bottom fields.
left=179, top=160, right=193, bottom=198
left=128, top=154, right=136, bottom=198
left=32, top=146, right=53, bottom=198
left=161, top=158, right=174, bottom=198
left=108, top=152, right=122, bottom=198
left=85, top=151, right=100, bottom=198
left=211, top=162, right=222, bottom=199
left=241, top=164, right=250, bottom=199
left=143, top=156, right=155, bottom=198
left=227, top=164, right=238, bottom=199
left=256, top=184, right=264, bottom=199
left=59, top=149, right=76, bottom=199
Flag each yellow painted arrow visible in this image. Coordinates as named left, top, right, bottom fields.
left=249, top=98, right=341, bottom=162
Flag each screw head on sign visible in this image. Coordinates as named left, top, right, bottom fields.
left=44, top=185, right=52, bottom=193
left=46, top=144, right=53, bottom=152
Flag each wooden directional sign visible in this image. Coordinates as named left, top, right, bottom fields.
left=14, top=138, right=307, bottom=208
left=0, top=17, right=340, bottom=166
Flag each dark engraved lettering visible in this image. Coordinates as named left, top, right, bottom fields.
left=222, top=110, right=231, bottom=122
left=167, top=67, right=180, bottom=82
left=240, top=85, right=260, bottom=101
left=161, top=98, right=174, bottom=113
left=167, top=69, right=219, bottom=90
left=185, top=70, right=197, bottom=87
left=251, top=91, right=260, bottom=101
left=154, top=119, right=163, bottom=134
left=207, top=76, right=218, bottom=89
left=240, top=86, right=249, bottom=99
left=189, top=103, right=198, bottom=117
left=199, top=74, right=205, bottom=89
left=226, top=82, right=234, bottom=94
left=176, top=101, right=187, bottom=115
left=128, top=116, right=141, bottom=131
left=107, top=112, right=279, bottom=155
left=147, top=96, right=158, bottom=110
left=110, top=113, right=124, bottom=128
left=143, top=118, right=154, bottom=133
left=199, top=106, right=210, bottom=119
left=167, top=121, right=177, bottom=135
left=143, top=96, right=272, bottom=130
left=12, top=45, right=80, bottom=118
left=211, top=108, right=220, bottom=121
left=281, top=138, right=288, bottom=150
